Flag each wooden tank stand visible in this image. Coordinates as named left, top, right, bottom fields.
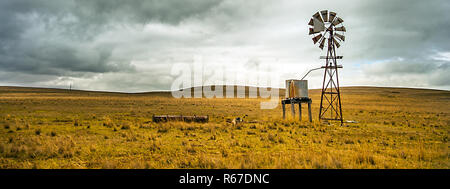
left=282, top=97, right=312, bottom=122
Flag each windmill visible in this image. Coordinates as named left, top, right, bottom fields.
left=308, top=10, right=346, bottom=124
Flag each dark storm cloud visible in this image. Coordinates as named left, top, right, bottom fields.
left=0, top=0, right=223, bottom=77
left=335, top=0, right=450, bottom=89
left=0, top=0, right=449, bottom=91
left=0, top=1, right=121, bottom=76
left=0, top=40, right=130, bottom=75
left=72, top=0, right=223, bottom=24
left=348, top=0, right=450, bottom=60
left=0, top=0, right=223, bottom=25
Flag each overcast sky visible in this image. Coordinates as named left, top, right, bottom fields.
left=0, top=0, right=449, bottom=92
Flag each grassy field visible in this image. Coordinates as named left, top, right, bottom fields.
left=0, top=86, right=448, bottom=169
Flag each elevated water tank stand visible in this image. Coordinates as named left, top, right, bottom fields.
left=282, top=97, right=312, bottom=122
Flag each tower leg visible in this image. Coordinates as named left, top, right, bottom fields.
left=290, top=100, right=295, bottom=117
left=282, top=101, right=286, bottom=119
left=298, top=103, right=302, bottom=121
left=308, top=101, right=312, bottom=122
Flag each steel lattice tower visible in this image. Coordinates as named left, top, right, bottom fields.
left=319, top=30, right=343, bottom=124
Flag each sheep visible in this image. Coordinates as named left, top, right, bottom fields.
left=229, top=115, right=248, bottom=126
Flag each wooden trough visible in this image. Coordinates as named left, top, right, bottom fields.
left=152, top=115, right=209, bottom=123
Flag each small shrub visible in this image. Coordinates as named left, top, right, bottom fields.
left=186, top=145, right=196, bottom=154
left=50, top=131, right=57, bottom=137
left=344, top=139, right=355, bottom=144
left=356, top=154, right=376, bottom=165
left=4, top=124, right=10, bottom=129
left=103, top=121, right=114, bottom=128
left=268, top=133, right=277, bottom=143
left=240, top=142, right=252, bottom=148
left=157, top=127, right=169, bottom=133
left=121, top=122, right=132, bottom=130
left=221, top=149, right=229, bottom=157
left=149, top=142, right=160, bottom=152
left=35, top=129, right=41, bottom=135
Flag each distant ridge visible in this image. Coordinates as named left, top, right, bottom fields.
left=175, top=85, right=284, bottom=98
left=0, top=85, right=448, bottom=98
left=0, top=85, right=286, bottom=97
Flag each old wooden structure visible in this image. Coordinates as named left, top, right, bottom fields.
left=282, top=97, right=312, bottom=122
left=152, top=115, right=209, bottom=123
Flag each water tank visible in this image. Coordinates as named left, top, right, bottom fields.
left=285, top=80, right=308, bottom=98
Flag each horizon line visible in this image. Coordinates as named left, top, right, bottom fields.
left=0, top=84, right=449, bottom=94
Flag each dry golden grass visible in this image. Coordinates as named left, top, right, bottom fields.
left=0, top=86, right=448, bottom=169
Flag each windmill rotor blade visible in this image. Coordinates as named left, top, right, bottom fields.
left=320, top=10, right=328, bottom=22
left=332, top=17, right=344, bottom=26
left=309, top=11, right=345, bottom=48
left=335, top=33, right=345, bottom=41
left=309, top=28, right=321, bottom=35
left=333, top=37, right=341, bottom=48
left=335, top=26, right=346, bottom=32
left=319, top=38, right=326, bottom=50
left=313, top=18, right=325, bottom=32
left=308, top=18, right=314, bottom=26
left=329, top=12, right=336, bottom=23
left=313, top=12, right=324, bottom=23
left=312, top=34, right=323, bottom=44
